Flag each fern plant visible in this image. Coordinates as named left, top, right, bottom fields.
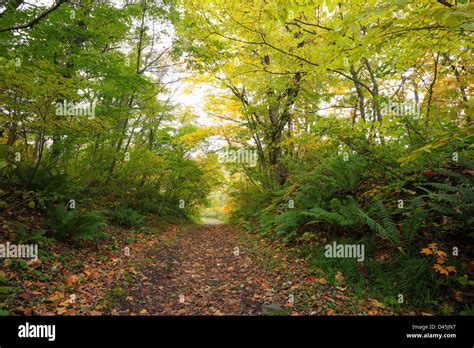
left=302, top=205, right=354, bottom=227
left=109, top=207, right=146, bottom=228
left=359, top=200, right=400, bottom=246
left=14, top=224, right=52, bottom=244
left=15, top=165, right=68, bottom=194
left=48, top=205, right=107, bottom=241
left=301, top=196, right=400, bottom=246
left=413, top=165, right=474, bottom=235
left=419, top=182, right=474, bottom=234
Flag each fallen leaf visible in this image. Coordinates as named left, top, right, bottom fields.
left=18, top=291, right=33, bottom=300
left=445, top=266, right=456, bottom=273
left=47, top=291, right=65, bottom=301
left=369, top=298, right=385, bottom=308
left=57, top=307, right=68, bottom=315
left=335, top=271, right=345, bottom=285
left=65, top=275, right=81, bottom=286
left=15, top=306, right=29, bottom=314
left=434, top=264, right=449, bottom=276
left=454, top=291, right=463, bottom=302
left=420, top=248, right=433, bottom=255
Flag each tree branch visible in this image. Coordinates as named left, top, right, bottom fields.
left=0, top=0, right=67, bottom=33
left=437, top=0, right=454, bottom=8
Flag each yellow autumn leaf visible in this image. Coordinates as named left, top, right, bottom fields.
left=178, top=128, right=211, bottom=147
left=433, top=264, right=449, bottom=276
left=420, top=248, right=433, bottom=255
left=435, top=250, right=447, bottom=257
left=445, top=266, right=457, bottom=273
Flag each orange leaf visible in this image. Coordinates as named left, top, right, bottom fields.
left=420, top=248, right=433, bottom=255
left=433, top=264, right=449, bottom=276
left=436, top=258, right=446, bottom=264
left=454, top=291, right=463, bottom=302
left=15, top=306, right=29, bottom=315
left=326, top=308, right=335, bottom=315
left=445, top=266, right=457, bottom=273
left=319, top=278, right=327, bottom=285
left=47, top=291, right=65, bottom=301
left=56, top=307, right=68, bottom=315
left=65, top=275, right=80, bottom=286
left=435, top=250, right=447, bottom=257
left=427, top=243, right=438, bottom=248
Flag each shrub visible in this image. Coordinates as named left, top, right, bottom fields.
left=15, top=165, right=69, bottom=194
left=14, top=224, right=52, bottom=244
left=48, top=205, right=107, bottom=241
left=108, top=207, right=146, bottom=228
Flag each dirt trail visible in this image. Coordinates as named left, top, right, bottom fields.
left=113, top=224, right=286, bottom=315
left=111, top=224, right=385, bottom=316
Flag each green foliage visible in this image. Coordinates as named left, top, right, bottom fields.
left=0, top=0, right=215, bottom=238
left=362, top=200, right=400, bottom=246
left=48, top=206, right=107, bottom=242
left=418, top=167, right=474, bottom=235
left=15, top=166, right=69, bottom=195
left=303, top=238, right=440, bottom=309
left=230, top=128, right=472, bottom=313
left=109, top=207, right=146, bottom=228
left=302, top=197, right=400, bottom=246
left=14, top=224, right=51, bottom=244
left=0, top=0, right=472, bottom=316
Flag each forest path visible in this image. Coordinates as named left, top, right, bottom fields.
left=113, top=224, right=282, bottom=315
left=110, top=224, right=383, bottom=316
